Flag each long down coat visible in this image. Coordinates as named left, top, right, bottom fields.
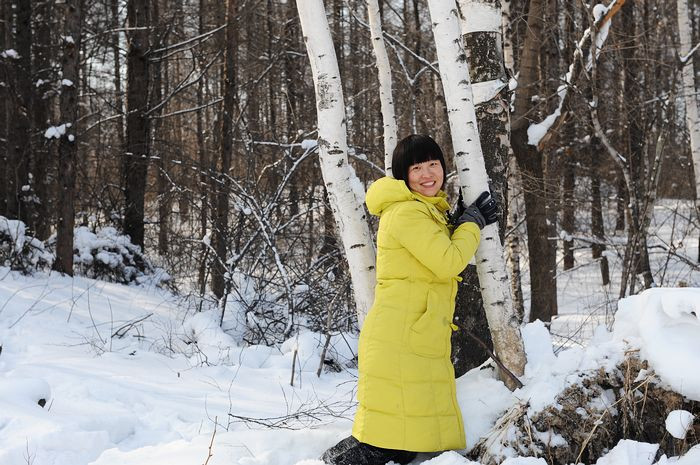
left=351, top=177, right=481, bottom=452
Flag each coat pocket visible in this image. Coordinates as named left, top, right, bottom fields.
left=408, top=290, right=449, bottom=358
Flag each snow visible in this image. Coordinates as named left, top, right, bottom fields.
left=61, top=79, right=74, bottom=87
left=300, top=139, right=317, bottom=150
left=613, top=288, right=700, bottom=401
left=45, top=123, right=71, bottom=139
left=665, top=410, right=695, bottom=439
left=1, top=49, right=19, bottom=59
left=595, top=440, right=658, bottom=465
left=1, top=202, right=700, bottom=464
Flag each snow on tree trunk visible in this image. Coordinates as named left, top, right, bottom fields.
left=366, top=0, right=397, bottom=176
left=428, top=0, right=526, bottom=386
left=677, top=0, right=700, bottom=234
left=297, top=0, right=376, bottom=327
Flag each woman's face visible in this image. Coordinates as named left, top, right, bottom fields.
left=407, top=159, right=443, bottom=197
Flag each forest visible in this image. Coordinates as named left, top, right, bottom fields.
left=1, top=0, right=700, bottom=463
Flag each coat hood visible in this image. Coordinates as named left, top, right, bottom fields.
left=365, top=177, right=450, bottom=217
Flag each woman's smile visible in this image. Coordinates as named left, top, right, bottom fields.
left=407, top=160, right=444, bottom=197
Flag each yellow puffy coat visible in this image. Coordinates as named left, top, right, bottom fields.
left=351, top=177, right=481, bottom=452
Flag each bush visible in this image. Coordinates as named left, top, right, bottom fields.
left=72, top=226, right=170, bottom=286
left=0, top=216, right=53, bottom=273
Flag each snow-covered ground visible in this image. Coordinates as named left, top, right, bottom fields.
left=1, top=200, right=699, bottom=465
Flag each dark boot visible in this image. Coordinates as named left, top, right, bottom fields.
left=321, top=436, right=417, bottom=465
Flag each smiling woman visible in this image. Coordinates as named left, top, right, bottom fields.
left=321, top=135, right=487, bottom=465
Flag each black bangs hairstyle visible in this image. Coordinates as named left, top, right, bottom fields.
left=391, top=134, right=447, bottom=189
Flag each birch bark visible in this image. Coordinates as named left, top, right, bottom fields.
left=451, top=0, right=510, bottom=375
left=297, top=0, right=377, bottom=327
left=676, top=0, right=700, bottom=250
left=366, top=0, right=397, bottom=175
left=428, top=0, right=526, bottom=386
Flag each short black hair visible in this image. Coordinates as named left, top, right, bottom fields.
left=391, top=134, right=447, bottom=189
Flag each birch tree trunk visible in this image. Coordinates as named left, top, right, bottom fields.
left=366, top=0, right=397, bottom=175
left=676, top=0, right=700, bottom=261
left=450, top=0, right=510, bottom=376
left=428, top=0, right=526, bottom=386
left=297, top=0, right=376, bottom=327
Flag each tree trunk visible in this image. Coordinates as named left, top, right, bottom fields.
left=590, top=142, right=610, bottom=286
left=366, top=0, right=397, bottom=175
left=32, top=0, right=53, bottom=239
left=297, top=0, right=377, bottom=327
left=677, top=0, right=700, bottom=250
left=211, top=0, right=238, bottom=300
left=561, top=156, right=575, bottom=270
left=451, top=0, right=511, bottom=376
left=428, top=0, right=526, bottom=387
left=7, top=0, right=32, bottom=223
left=123, top=0, right=151, bottom=249
left=510, top=0, right=559, bottom=322
left=0, top=0, right=9, bottom=217
left=54, top=0, right=81, bottom=276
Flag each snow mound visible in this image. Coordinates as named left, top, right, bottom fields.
left=613, top=288, right=700, bottom=401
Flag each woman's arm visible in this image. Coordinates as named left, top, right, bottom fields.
left=388, top=203, right=480, bottom=279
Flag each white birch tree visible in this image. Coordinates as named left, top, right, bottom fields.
left=297, top=0, right=377, bottom=327
left=366, top=0, right=397, bottom=175
left=427, top=0, right=526, bottom=386
left=676, top=0, right=700, bottom=260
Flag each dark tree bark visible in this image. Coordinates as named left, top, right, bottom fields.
left=0, top=0, right=8, bottom=215
left=211, top=0, right=238, bottom=300
left=151, top=0, right=169, bottom=256
left=31, top=0, right=53, bottom=239
left=561, top=155, right=575, bottom=270
left=511, top=0, right=558, bottom=322
left=54, top=0, right=82, bottom=276
left=123, top=0, right=151, bottom=249
left=6, top=0, right=32, bottom=223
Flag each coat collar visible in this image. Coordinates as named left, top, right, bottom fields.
left=365, top=177, right=450, bottom=217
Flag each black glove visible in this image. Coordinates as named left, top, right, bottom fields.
left=454, top=191, right=498, bottom=230
left=455, top=204, right=486, bottom=229
left=473, top=191, right=499, bottom=226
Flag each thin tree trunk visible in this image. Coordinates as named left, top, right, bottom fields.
left=111, top=0, right=125, bottom=149
left=32, top=0, right=53, bottom=239
left=0, top=0, right=10, bottom=216
left=124, top=0, right=151, bottom=249
left=197, top=0, right=209, bottom=297
left=366, top=0, right=397, bottom=175
left=297, top=0, right=377, bottom=327
left=211, top=0, right=238, bottom=300
left=7, top=0, right=32, bottom=223
left=590, top=142, right=610, bottom=285
left=428, top=0, right=526, bottom=387
left=510, top=0, right=559, bottom=322
left=677, top=0, right=700, bottom=259
left=561, top=157, right=575, bottom=270
left=54, top=0, right=81, bottom=276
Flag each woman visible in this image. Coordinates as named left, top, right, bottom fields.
left=322, top=135, right=497, bottom=465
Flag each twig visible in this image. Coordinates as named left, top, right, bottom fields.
left=203, top=416, right=217, bottom=465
